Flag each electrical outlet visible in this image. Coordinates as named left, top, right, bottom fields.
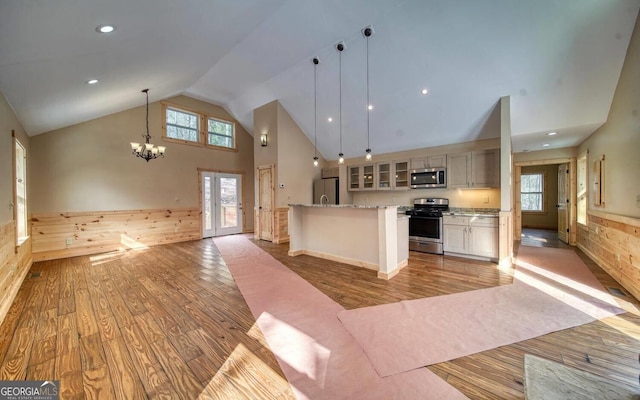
left=65, top=238, right=73, bottom=245
left=483, top=196, right=489, bottom=203
left=636, top=194, right=640, bottom=208
left=174, top=227, right=179, bottom=233
left=174, top=197, right=180, bottom=204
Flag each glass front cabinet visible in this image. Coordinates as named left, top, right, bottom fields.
left=349, top=160, right=409, bottom=191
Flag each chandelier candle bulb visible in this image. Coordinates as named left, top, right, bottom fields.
left=130, top=142, right=140, bottom=150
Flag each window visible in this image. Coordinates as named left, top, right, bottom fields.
left=14, top=138, right=28, bottom=244
left=577, top=152, right=587, bottom=224
left=521, top=173, right=544, bottom=212
left=162, top=102, right=238, bottom=151
left=165, top=107, right=199, bottom=143
left=207, top=117, right=235, bottom=149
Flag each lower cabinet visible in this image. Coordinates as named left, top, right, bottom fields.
left=443, top=215, right=498, bottom=260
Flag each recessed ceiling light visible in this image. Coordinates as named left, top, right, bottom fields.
left=367, top=104, right=373, bottom=110
left=328, top=117, right=333, bottom=122
left=96, top=25, right=115, bottom=33
left=421, top=88, right=428, bottom=95
left=547, top=131, right=558, bottom=136
left=542, top=143, right=550, bottom=147
left=86, top=79, right=99, bottom=85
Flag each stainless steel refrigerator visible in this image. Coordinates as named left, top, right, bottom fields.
left=313, top=178, right=339, bottom=205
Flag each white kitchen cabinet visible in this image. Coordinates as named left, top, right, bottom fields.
left=376, top=162, right=392, bottom=190
left=443, top=218, right=467, bottom=253
left=348, top=164, right=375, bottom=191
left=350, top=160, right=410, bottom=191
left=443, top=215, right=498, bottom=260
left=447, top=149, right=500, bottom=188
left=393, top=160, right=410, bottom=190
left=410, top=154, right=447, bottom=170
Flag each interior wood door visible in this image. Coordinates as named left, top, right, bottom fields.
left=257, top=166, right=274, bottom=241
left=557, top=163, right=569, bottom=243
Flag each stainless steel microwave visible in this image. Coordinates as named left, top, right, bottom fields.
left=410, top=167, right=446, bottom=189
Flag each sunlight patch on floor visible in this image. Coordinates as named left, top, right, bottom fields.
left=256, top=312, right=331, bottom=388
left=201, top=342, right=292, bottom=399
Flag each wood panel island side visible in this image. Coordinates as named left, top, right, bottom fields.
left=288, top=204, right=409, bottom=279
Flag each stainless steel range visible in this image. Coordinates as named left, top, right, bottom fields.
left=405, top=198, right=449, bottom=254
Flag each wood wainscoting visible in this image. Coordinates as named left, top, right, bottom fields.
left=273, top=207, right=289, bottom=244
left=577, top=210, right=640, bottom=300
left=0, top=220, right=33, bottom=325
left=31, top=208, right=201, bottom=262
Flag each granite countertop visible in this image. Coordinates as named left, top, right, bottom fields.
left=289, top=204, right=398, bottom=209
left=446, top=207, right=500, bottom=217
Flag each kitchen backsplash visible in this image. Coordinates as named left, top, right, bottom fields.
left=351, top=187, right=501, bottom=208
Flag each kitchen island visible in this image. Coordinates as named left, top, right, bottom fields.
left=288, top=204, right=409, bottom=279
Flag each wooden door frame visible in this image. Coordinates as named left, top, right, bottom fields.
left=514, top=157, right=577, bottom=246
left=197, top=168, right=247, bottom=239
left=256, top=165, right=275, bottom=241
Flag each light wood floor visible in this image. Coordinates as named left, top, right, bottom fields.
left=521, top=227, right=572, bottom=249
left=1, top=237, right=639, bottom=399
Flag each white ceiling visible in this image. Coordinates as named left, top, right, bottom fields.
left=1, top=0, right=638, bottom=158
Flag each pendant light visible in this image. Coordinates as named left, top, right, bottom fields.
left=336, top=41, right=345, bottom=164
left=130, top=89, right=166, bottom=162
left=312, top=57, right=320, bottom=167
left=363, top=26, right=374, bottom=161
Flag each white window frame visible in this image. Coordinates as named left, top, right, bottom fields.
left=521, top=172, right=546, bottom=213
left=577, top=151, right=588, bottom=225
left=14, top=135, right=28, bottom=245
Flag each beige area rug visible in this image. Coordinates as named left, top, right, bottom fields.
left=213, top=235, right=468, bottom=400
left=524, top=354, right=640, bottom=399
left=337, top=246, right=625, bottom=377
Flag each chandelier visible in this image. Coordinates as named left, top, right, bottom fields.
left=130, top=89, right=165, bottom=162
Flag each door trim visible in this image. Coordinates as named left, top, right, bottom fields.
left=514, top=157, right=577, bottom=246
left=198, top=168, right=247, bottom=236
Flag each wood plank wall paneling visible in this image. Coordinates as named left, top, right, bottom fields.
left=31, top=208, right=201, bottom=262
left=577, top=210, right=640, bottom=301
left=0, top=220, right=33, bottom=325
left=273, top=208, right=289, bottom=244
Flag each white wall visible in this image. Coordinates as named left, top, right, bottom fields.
left=29, top=95, right=255, bottom=228
left=578, top=12, right=640, bottom=218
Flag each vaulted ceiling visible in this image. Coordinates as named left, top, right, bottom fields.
left=1, top=0, right=638, bottom=159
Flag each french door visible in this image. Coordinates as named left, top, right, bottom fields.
left=202, top=172, right=243, bottom=238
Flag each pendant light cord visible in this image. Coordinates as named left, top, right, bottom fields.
left=366, top=35, right=370, bottom=150
left=314, top=61, right=317, bottom=158
left=143, top=88, right=150, bottom=143
left=339, top=48, right=343, bottom=155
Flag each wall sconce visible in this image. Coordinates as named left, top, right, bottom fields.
left=260, top=133, right=268, bottom=147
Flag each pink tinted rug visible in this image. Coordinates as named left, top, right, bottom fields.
left=337, top=246, right=624, bottom=377
left=213, top=235, right=467, bottom=400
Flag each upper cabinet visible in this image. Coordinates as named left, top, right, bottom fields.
left=350, top=160, right=410, bottom=191
left=349, top=164, right=376, bottom=191
left=447, top=149, right=500, bottom=189
left=410, top=154, right=447, bottom=170
left=393, top=160, right=410, bottom=190
left=377, top=162, right=392, bottom=190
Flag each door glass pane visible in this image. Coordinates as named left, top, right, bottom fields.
left=204, top=176, right=212, bottom=230
left=220, top=177, right=238, bottom=228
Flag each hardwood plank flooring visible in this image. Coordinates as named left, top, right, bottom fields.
left=0, top=237, right=638, bottom=399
